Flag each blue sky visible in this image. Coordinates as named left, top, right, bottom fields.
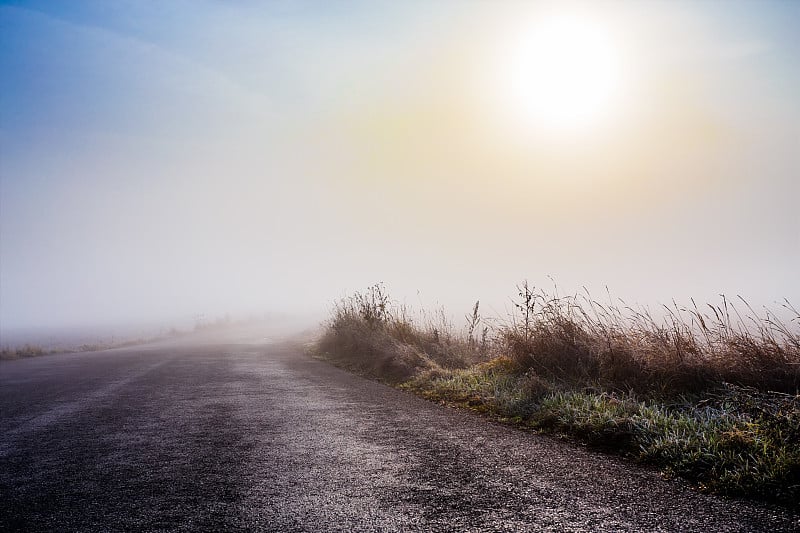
left=1, top=1, right=798, bottom=331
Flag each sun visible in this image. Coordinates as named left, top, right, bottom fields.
left=500, top=12, right=627, bottom=136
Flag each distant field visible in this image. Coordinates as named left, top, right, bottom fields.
left=315, top=283, right=800, bottom=505
left=0, top=336, right=164, bottom=361
left=0, top=315, right=318, bottom=361
left=0, top=323, right=181, bottom=359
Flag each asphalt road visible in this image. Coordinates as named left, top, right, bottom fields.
left=1, top=335, right=797, bottom=532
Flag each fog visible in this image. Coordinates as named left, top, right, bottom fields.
left=1, top=1, right=798, bottom=341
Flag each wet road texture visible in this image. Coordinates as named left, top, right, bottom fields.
left=1, top=338, right=797, bottom=532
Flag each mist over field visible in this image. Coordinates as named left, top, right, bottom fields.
left=3, top=4, right=800, bottom=525
left=1, top=0, right=798, bottom=340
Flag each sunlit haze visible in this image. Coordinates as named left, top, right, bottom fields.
left=1, top=0, right=798, bottom=335
left=499, top=9, right=627, bottom=134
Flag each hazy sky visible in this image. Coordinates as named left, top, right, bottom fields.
left=1, top=0, right=798, bottom=331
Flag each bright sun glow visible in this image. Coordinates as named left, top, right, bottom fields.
left=502, top=12, right=627, bottom=136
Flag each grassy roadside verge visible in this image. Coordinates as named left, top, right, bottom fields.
left=0, top=338, right=157, bottom=361
left=315, top=284, right=800, bottom=505
left=0, top=332, right=180, bottom=361
left=0, top=317, right=238, bottom=361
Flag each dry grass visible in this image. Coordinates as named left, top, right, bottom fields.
left=0, top=330, right=183, bottom=362
left=320, top=282, right=799, bottom=394
left=0, top=344, right=50, bottom=360
left=503, top=282, right=799, bottom=395
left=317, top=283, right=800, bottom=503
left=317, top=284, right=483, bottom=382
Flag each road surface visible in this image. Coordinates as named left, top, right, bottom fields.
left=1, top=335, right=797, bottom=531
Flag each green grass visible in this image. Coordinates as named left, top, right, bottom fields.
left=316, top=283, right=800, bottom=505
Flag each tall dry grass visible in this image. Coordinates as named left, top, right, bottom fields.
left=503, top=282, right=799, bottom=395
left=316, top=283, right=799, bottom=502
left=317, top=284, right=488, bottom=381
